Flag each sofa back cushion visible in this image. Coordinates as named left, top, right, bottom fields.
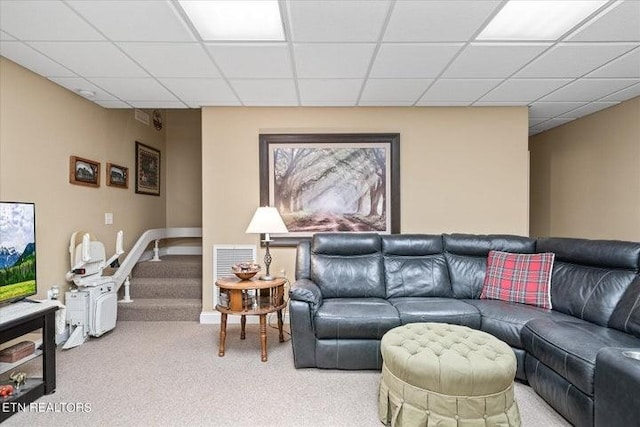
left=382, top=234, right=452, bottom=298
left=609, top=276, right=640, bottom=337
left=537, top=237, right=640, bottom=327
left=443, top=234, right=536, bottom=298
left=310, top=233, right=384, bottom=298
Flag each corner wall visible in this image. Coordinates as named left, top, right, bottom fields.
left=0, top=57, right=167, bottom=298
left=529, top=96, right=640, bottom=240
left=165, top=110, right=202, bottom=228
left=201, top=106, right=530, bottom=312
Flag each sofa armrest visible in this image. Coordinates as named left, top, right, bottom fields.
left=289, top=278, right=323, bottom=312
left=595, top=346, right=640, bottom=426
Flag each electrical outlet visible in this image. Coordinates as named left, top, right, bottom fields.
left=105, top=212, right=113, bottom=225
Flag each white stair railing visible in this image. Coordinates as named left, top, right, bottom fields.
left=112, top=227, right=202, bottom=302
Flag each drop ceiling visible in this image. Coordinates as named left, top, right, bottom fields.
left=0, top=0, right=638, bottom=135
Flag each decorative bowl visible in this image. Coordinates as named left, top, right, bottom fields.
left=231, top=262, right=261, bottom=280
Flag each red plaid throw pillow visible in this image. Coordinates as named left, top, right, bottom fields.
left=481, top=250, right=555, bottom=309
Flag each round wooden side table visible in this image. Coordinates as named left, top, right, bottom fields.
left=215, top=276, right=286, bottom=362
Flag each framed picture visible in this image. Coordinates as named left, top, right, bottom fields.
left=106, top=162, right=129, bottom=189
left=69, top=156, right=100, bottom=187
left=259, top=133, right=400, bottom=247
left=135, top=141, right=160, bottom=196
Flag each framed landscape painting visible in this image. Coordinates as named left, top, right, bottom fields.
left=69, top=156, right=100, bottom=187
left=259, top=133, right=400, bottom=247
left=106, top=162, right=128, bottom=189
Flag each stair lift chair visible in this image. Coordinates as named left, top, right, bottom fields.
left=63, top=231, right=124, bottom=349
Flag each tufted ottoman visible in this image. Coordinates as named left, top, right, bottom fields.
left=378, top=323, right=521, bottom=426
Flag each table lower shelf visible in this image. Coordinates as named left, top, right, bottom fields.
left=0, top=378, right=45, bottom=422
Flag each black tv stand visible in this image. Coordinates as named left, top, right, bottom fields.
left=21, top=298, right=41, bottom=303
left=0, top=301, right=58, bottom=422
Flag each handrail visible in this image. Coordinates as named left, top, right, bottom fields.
left=112, top=227, right=202, bottom=293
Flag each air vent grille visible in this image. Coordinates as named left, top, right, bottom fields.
left=213, top=244, right=256, bottom=306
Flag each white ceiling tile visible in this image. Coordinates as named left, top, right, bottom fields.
left=66, top=0, right=195, bottom=42
left=294, top=43, right=376, bottom=78
left=529, top=118, right=576, bottom=135
left=384, top=0, right=501, bottom=42
left=48, top=77, right=119, bottom=101
left=360, top=79, right=432, bottom=102
left=206, top=44, right=292, bottom=78
left=567, top=0, right=640, bottom=42
left=599, top=82, right=640, bottom=101
left=0, top=0, right=104, bottom=41
left=444, top=43, right=551, bottom=78
left=529, top=102, right=587, bottom=119
left=118, top=43, right=220, bottom=78
left=29, top=42, right=148, bottom=77
left=420, top=79, right=502, bottom=103
left=130, top=101, right=187, bottom=109
left=529, top=118, right=552, bottom=127
left=516, top=43, right=637, bottom=78
left=587, top=47, right=640, bottom=78
left=288, top=0, right=390, bottom=42
left=560, top=102, right=620, bottom=118
left=358, top=101, right=415, bottom=106
left=298, top=79, right=362, bottom=105
left=370, top=44, right=462, bottom=78
left=158, top=78, right=238, bottom=104
left=89, top=78, right=179, bottom=101
left=474, top=101, right=531, bottom=106
left=0, top=41, right=76, bottom=77
left=94, top=100, right=131, bottom=108
left=540, top=78, right=639, bottom=102
left=480, top=79, right=573, bottom=103
left=415, top=102, right=472, bottom=107
left=230, top=79, right=298, bottom=106
left=0, top=31, right=15, bottom=41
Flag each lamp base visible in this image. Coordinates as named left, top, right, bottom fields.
left=259, top=274, right=275, bottom=281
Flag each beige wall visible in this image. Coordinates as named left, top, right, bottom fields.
left=201, top=106, right=530, bottom=312
left=529, top=97, right=640, bottom=240
left=166, top=110, right=202, bottom=227
left=0, top=58, right=166, bottom=299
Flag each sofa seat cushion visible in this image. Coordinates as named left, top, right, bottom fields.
left=314, top=298, right=401, bottom=340
left=464, top=300, right=570, bottom=348
left=522, top=317, right=640, bottom=396
left=388, top=297, right=481, bottom=328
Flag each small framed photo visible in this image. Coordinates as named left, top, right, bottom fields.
left=69, top=156, right=100, bottom=187
left=106, top=162, right=129, bottom=189
left=135, top=141, right=161, bottom=196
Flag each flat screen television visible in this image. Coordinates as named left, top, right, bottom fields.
left=0, top=201, right=37, bottom=304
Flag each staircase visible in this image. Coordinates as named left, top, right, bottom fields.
left=117, top=255, right=202, bottom=321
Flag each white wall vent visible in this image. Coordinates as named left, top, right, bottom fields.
left=134, top=109, right=150, bottom=125
left=213, top=244, right=256, bottom=306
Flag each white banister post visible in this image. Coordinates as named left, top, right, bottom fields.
left=119, top=276, right=133, bottom=303
left=151, top=239, right=161, bottom=262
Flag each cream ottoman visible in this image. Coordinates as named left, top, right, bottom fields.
left=379, top=323, right=521, bottom=427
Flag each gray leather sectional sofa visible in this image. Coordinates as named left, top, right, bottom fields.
left=289, top=233, right=640, bottom=427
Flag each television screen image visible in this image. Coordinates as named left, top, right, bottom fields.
left=0, top=202, right=36, bottom=304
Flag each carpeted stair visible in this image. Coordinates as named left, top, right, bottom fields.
left=117, top=255, right=202, bottom=321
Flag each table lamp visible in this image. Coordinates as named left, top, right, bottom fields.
left=245, top=206, right=288, bottom=280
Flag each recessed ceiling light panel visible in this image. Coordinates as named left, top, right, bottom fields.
left=477, top=0, right=608, bottom=41
left=179, top=0, right=285, bottom=41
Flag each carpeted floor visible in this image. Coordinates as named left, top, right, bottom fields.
left=5, top=320, right=570, bottom=426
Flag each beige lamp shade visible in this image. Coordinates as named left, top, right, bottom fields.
left=245, top=207, right=288, bottom=236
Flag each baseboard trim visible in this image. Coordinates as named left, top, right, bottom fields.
left=200, top=310, right=290, bottom=325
